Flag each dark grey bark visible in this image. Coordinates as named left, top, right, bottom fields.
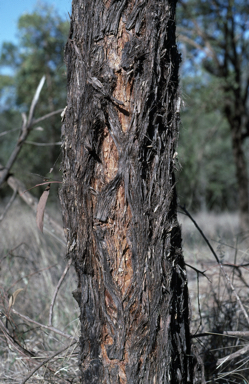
left=60, top=0, right=195, bottom=382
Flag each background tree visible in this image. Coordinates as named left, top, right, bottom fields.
left=60, top=0, right=196, bottom=382
left=0, top=4, right=69, bottom=187
left=177, top=0, right=249, bottom=232
left=177, top=72, right=237, bottom=212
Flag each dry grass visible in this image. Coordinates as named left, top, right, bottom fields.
left=179, top=210, right=249, bottom=383
left=1, top=199, right=249, bottom=383
left=179, top=211, right=249, bottom=320
left=0, top=199, right=80, bottom=383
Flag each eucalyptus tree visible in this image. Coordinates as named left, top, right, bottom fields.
left=178, top=0, right=249, bottom=232
left=177, top=73, right=236, bottom=212
left=60, top=0, right=196, bottom=383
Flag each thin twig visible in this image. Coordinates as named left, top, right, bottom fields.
left=43, top=225, right=66, bottom=246
left=27, top=76, right=46, bottom=126
left=20, top=340, right=77, bottom=384
left=0, top=318, right=35, bottom=358
left=32, top=108, right=64, bottom=125
left=179, top=206, right=220, bottom=263
left=24, top=141, right=62, bottom=146
left=191, top=331, right=249, bottom=339
left=48, top=258, right=73, bottom=327
left=184, top=263, right=211, bottom=333
left=11, top=308, right=76, bottom=341
left=0, top=127, right=21, bottom=137
left=0, top=79, right=63, bottom=189
left=0, top=77, right=46, bottom=188
left=24, top=180, right=62, bottom=192
left=179, top=206, right=249, bottom=327
left=185, top=262, right=210, bottom=280
left=225, top=331, right=249, bottom=337
left=217, top=343, right=249, bottom=368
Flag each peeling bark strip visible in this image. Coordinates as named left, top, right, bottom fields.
left=60, top=0, right=194, bottom=383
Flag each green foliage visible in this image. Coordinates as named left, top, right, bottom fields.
left=177, top=73, right=237, bottom=211
left=0, top=110, right=20, bottom=164
left=0, top=3, right=69, bottom=186
left=0, top=1, right=246, bottom=213
left=176, top=1, right=249, bottom=214
left=177, top=0, right=249, bottom=122
left=14, top=6, right=68, bottom=111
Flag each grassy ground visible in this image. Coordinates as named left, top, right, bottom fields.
left=179, top=211, right=249, bottom=318
left=1, top=199, right=249, bottom=383
left=179, top=210, right=249, bottom=383
left=0, top=199, right=80, bottom=383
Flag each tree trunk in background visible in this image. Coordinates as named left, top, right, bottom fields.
left=225, top=93, right=249, bottom=234
left=224, top=84, right=249, bottom=234
left=60, top=0, right=194, bottom=382
left=231, top=122, right=249, bottom=234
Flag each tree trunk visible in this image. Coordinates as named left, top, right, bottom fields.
left=231, top=122, right=249, bottom=234
left=60, top=0, right=194, bottom=382
left=225, top=97, right=249, bottom=234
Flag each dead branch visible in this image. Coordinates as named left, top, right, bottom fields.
left=0, top=127, right=20, bottom=137
left=185, top=262, right=210, bottom=281
left=27, top=76, right=46, bottom=126
left=217, top=343, right=249, bottom=368
left=32, top=108, right=64, bottom=125
left=49, top=258, right=73, bottom=327
left=0, top=77, right=63, bottom=188
left=0, top=77, right=45, bottom=188
left=192, top=331, right=249, bottom=339
left=224, top=331, right=249, bottom=338
left=24, top=141, right=62, bottom=146
left=11, top=308, right=76, bottom=341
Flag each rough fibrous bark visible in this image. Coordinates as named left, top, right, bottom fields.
left=60, top=0, right=194, bottom=382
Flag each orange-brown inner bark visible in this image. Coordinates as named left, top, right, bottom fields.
left=92, top=17, right=135, bottom=383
